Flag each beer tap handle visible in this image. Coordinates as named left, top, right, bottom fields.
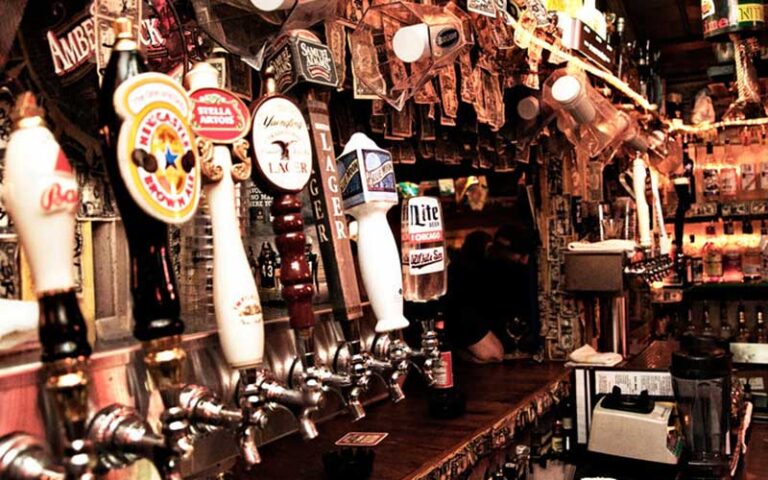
left=272, top=194, right=316, bottom=331
left=337, top=133, right=408, bottom=334
left=185, top=62, right=265, bottom=371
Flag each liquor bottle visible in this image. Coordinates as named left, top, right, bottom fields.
left=720, top=302, right=733, bottom=341
left=428, top=316, right=466, bottom=419
left=611, top=17, right=626, bottom=79
left=756, top=307, right=767, bottom=343
left=759, top=220, right=768, bottom=278
left=742, top=219, right=762, bottom=281
left=700, top=142, right=720, bottom=202
left=98, top=17, right=194, bottom=341
left=305, top=237, right=319, bottom=291
left=561, top=399, right=575, bottom=456
left=702, top=302, right=715, bottom=337
left=719, top=139, right=739, bottom=201
left=702, top=223, right=723, bottom=283
left=685, top=234, right=704, bottom=285
left=722, top=219, right=743, bottom=283
left=551, top=419, right=565, bottom=457
left=736, top=303, right=750, bottom=342
left=401, top=196, right=447, bottom=302
left=684, top=307, right=698, bottom=336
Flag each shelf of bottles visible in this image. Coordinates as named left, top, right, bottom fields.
left=663, top=138, right=768, bottom=223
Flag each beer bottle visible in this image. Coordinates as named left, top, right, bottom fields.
left=427, top=312, right=466, bottom=419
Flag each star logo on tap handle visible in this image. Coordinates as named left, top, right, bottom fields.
left=164, top=144, right=179, bottom=168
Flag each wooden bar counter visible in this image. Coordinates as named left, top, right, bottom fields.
left=238, top=360, right=569, bottom=480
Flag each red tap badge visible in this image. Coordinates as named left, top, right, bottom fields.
left=113, top=73, right=200, bottom=224
left=189, top=88, right=251, bottom=143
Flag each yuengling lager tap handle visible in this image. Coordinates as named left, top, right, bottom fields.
left=250, top=68, right=316, bottom=332
left=185, top=62, right=264, bottom=369
left=337, top=133, right=408, bottom=333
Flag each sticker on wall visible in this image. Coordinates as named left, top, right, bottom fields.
left=113, top=72, right=200, bottom=224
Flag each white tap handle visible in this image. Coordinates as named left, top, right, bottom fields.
left=205, top=145, right=265, bottom=369
left=648, top=168, right=670, bottom=255
left=355, top=206, right=409, bottom=333
left=4, top=103, right=78, bottom=294
left=632, top=156, right=652, bottom=249
left=187, top=62, right=264, bottom=369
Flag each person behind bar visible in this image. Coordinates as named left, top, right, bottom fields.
left=443, top=225, right=538, bottom=363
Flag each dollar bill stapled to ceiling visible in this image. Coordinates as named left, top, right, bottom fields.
left=348, top=1, right=473, bottom=111
left=190, top=0, right=338, bottom=69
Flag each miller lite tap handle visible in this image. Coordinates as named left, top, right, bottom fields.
left=250, top=68, right=316, bottom=331
left=3, top=92, right=91, bottom=362
left=186, top=62, right=264, bottom=370
left=337, top=133, right=409, bottom=333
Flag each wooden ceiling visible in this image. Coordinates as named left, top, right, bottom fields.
left=608, top=0, right=718, bottom=104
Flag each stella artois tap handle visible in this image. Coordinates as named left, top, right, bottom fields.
left=337, top=133, right=408, bottom=333
left=3, top=92, right=94, bottom=477
left=186, top=62, right=264, bottom=370
left=250, top=67, right=324, bottom=440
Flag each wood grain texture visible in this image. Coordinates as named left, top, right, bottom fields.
left=233, top=360, right=568, bottom=480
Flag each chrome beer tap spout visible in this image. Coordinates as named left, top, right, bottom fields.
left=325, top=321, right=372, bottom=421
left=0, top=433, right=65, bottom=480
left=369, top=333, right=411, bottom=403
left=86, top=404, right=188, bottom=480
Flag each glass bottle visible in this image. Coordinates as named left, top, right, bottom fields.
left=701, top=142, right=720, bottom=202
left=702, top=302, right=714, bottom=337
left=551, top=419, right=565, bottom=457
left=759, top=220, right=768, bottom=278
left=719, top=302, right=733, bottom=341
left=428, top=315, right=466, bottom=419
left=702, top=223, right=723, bottom=283
left=722, top=219, right=743, bottom=283
left=742, top=219, right=762, bottom=281
left=719, top=139, right=739, bottom=202
left=686, top=234, right=704, bottom=284
left=684, top=307, right=698, bottom=336
left=756, top=306, right=767, bottom=344
left=736, top=303, right=750, bottom=342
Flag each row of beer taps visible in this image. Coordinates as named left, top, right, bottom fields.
left=0, top=17, right=439, bottom=480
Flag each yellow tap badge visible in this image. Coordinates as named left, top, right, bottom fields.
left=113, top=73, right=200, bottom=224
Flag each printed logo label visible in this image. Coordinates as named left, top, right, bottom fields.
left=298, top=39, right=335, bottom=84
left=114, top=73, right=200, bottom=224
left=40, top=149, right=79, bottom=214
left=189, top=88, right=251, bottom=143
left=233, top=294, right=263, bottom=325
left=251, top=96, right=312, bottom=192
left=47, top=14, right=95, bottom=77
left=363, top=150, right=396, bottom=193
left=406, top=247, right=445, bottom=275
left=404, top=196, right=444, bottom=242
left=434, top=351, right=454, bottom=389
